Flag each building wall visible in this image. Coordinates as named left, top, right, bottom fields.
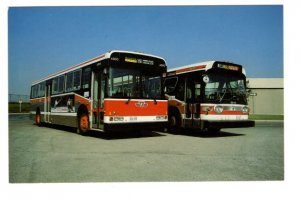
left=248, top=88, right=284, bottom=115
left=247, top=78, right=284, bottom=115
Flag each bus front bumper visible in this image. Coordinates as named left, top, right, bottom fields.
left=203, top=120, right=255, bottom=129
left=104, top=121, right=168, bottom=132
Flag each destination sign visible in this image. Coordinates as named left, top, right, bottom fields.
left=125, top=57, right=154, bottom=65
left=217, top=63, right=239, bottom=71
left=125, top=57, right=137, bottom=63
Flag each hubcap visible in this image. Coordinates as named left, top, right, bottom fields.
left=36, top=114, right=40, bottom=124
left=170, top=116, right=176, bottom=127
left=80, top=115, right=88, bottom=130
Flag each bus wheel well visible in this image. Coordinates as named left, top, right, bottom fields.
left=168, top=106, right=181, bottom=117
left=77, top=104, right=89, bottom=116
left=77, top=104, right=90, bottom=134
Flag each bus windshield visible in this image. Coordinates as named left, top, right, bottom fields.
left=204, top=72, right=247, bottom=104
left=109, top=67, right=162, bottom=99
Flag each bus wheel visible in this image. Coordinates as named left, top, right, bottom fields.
left=35, top=111, right=41, bottom=126
left=168, top=111, right=181, bottom=133
left=78, top=112, right=89, bottom=134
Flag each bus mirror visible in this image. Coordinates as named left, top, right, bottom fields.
left=165, top=86, right=175, bottom=93
left=103, top=68, right=108, bottom=75
left=203, top=75, right=209, bottom=83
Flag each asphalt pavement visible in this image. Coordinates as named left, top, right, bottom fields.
left=9, top=114, right=284, bottom=182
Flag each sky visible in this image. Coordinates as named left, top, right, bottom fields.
left=8, top=5, right=283, bottom=95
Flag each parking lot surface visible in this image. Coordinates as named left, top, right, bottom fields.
left=9, top=114, right=284, bottom=182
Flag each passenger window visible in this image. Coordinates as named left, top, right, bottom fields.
left=82, top=67, right=91, bottom=89
left=58, top=76, right=65, bottom=93
left=65, top=69, right=81, bottom=92
left=52, top=78, right=58, bottom=94
left=164, top=77, right=178, bottom=94
left=52, top=75, right=65, bottom=94
left=31, top=85, right=39, bottom=98
left=195, top=83, right=201, bottom=102
left=66, top=72, right=73, bottom=92
left=39, top=82, right=45, bottom=97
left=73, top=70, right=81, bottom=90
left=175, top=78, right=185, bottom=101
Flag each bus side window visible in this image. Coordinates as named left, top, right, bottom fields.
left=195, top=82, right=201, bottom=102
left=39, top=82, right=45, bottom=97
left=175, top=77, right=185, bottom=101
left=52, top=77, right=58, bottom=94
left=73, top=70, right=81, bottom=90
left=65, top=72, right=73, bottom=92
left=58, top=75, right=65, bottom=93
left=82, top=67, right=91, bottom=89
left=164, top=77, right=178, bottom=94
left=31, top=84, right=39, bottom=98
left=186, top=82, right=192, bottom=102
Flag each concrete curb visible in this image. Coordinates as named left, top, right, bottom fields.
left=254, top=120, right=284, bottom=126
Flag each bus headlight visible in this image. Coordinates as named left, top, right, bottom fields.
left=242, top=106, right=249, bottom=114
left=214, top=105, right=223, bottom=113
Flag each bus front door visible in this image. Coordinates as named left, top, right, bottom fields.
left=92, top=69, right=105, bottom=130
left=185, top=79, right=201, bottom=129
left=192, top=82, right=202, bottom=128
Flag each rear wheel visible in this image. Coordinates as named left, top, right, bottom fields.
left=77, top=112, right=90, bottom=135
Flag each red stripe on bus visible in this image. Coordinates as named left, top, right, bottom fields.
left=175, top=65, right=206, bottom=74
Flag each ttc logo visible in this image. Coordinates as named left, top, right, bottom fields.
left=135, top=101, right=148, bottom=108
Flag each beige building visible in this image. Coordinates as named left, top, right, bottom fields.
left=247, top=78, right=284, bottom=115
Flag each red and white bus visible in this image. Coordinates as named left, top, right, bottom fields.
left=30, top=50, right=168, bottom=134
left=164, top=61, right=255, bottom=133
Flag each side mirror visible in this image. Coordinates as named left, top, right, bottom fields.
left=103, top=68, right=108, bottom=75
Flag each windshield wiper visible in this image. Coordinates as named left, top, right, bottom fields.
left=153, top=96, right=157, bottom=104
left=219, top=88, right=227, bottom=103
left=126, top=96, right=131, bottom=104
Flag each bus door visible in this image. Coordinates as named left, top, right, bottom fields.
left=45, top=82, right=51, bottom=122
left=185, top=76, right=202, bottom=128
left=92, top=69, right=105, bottom=129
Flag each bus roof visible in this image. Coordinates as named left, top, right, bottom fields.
left=167, top=61, right=246, bottom=75
left=31, top=50, right=166, bottom=85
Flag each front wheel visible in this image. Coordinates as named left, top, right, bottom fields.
left=77, top=112, right=90, bottom=135
left=168, top=110, right=181, bottom=133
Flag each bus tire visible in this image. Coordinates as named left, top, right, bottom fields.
left=35, top=109, right=41, bottom=126
left=168, top=109, right=181, bottom=133
left=77, top=111, right=90, bottom=135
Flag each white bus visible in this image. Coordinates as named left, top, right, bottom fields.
left=30, top=50, right=168, bottom=134
left=164, top=61, right=255, bottom=133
